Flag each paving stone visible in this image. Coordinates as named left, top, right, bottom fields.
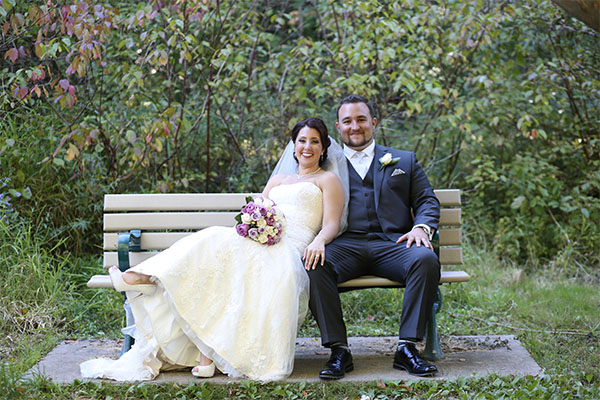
left=23, top=335, right=543, bottom=384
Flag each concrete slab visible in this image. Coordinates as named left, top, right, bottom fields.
left=24, top=335, right=543, bottom=384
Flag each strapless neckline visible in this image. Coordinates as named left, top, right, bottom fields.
left=269, top=181, right=322, bottom=196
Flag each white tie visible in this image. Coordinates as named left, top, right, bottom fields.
left=352, top=152, right=370, bottom=180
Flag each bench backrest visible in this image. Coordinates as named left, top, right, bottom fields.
left=102, top=189, right=462, bottom=268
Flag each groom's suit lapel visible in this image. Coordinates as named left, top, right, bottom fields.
left=373, top=144, right=385, bottom=212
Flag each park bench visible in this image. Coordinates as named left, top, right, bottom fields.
left=87, top=189, right=469, bottom=361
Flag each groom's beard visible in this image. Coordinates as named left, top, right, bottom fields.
left=343, top=133, right=373, bottom=151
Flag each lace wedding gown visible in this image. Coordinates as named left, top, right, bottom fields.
left=80, top=182, right=322, bottom=382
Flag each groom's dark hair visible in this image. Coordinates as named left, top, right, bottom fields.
left=336, top=94, right=376, bottom=120
left=290, top=117, right=331, bottom=166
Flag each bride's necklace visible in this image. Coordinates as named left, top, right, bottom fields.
left=297, top=167, right=322, bottom=180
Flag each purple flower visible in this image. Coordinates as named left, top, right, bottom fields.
left=266, top=236, right=276, bottom=245
left=266, top=216, right=275, bottom=225
left=251, top=211, right=261, bottom=221
left=259, top=206, right=267, bottom=216
left=258, top=226, right=266, bottom=234
left=248, top=228, right=259, bottom=239
left=235, top=223, right=249, bottom=237
left=244, top=202, right=256, bottom=213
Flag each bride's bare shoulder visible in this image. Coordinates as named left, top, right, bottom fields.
left=318, top=171, right=342, bottom=185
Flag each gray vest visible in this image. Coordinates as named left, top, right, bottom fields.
left=346, top=159, right=384, bottom=234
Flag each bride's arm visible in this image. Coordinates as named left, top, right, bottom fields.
left=303, top=172, right=344, bottom=270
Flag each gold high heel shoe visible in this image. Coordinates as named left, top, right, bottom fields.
left=109, top=266, right=156, bottom=295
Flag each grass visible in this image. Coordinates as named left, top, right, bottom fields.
left=5, top=375, right=600, bottom=399
left=1, top=221, right=599, bottom=399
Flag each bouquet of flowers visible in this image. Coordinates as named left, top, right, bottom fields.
left=235, top=196, right=285, bottom=246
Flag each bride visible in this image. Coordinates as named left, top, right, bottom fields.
left=80, top=117, right=348, bottom=382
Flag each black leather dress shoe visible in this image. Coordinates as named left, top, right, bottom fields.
left=319, top=347, right=354, bottom=380
left=393, top=342, right=438, bottom=377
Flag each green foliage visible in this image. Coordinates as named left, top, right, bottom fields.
left=2, top=0, right=598, bottom=264
left=0, top=109, right=112, bottom=254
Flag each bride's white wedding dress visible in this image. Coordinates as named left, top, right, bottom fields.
left=80, top=182, right=322, bottom=382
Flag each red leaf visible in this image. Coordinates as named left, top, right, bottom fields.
left=5, top=48, right=18, bottom=62
left=531, top=129, right=538, bottom=139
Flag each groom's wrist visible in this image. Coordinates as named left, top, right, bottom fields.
left=413, top=224, right=433, bottom=240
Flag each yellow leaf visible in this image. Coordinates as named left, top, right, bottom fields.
left=34, top=42, right=44, bottom=58
left=65, top=143, right=79, bottom=161
left=154, top=137, right=163, bottom=152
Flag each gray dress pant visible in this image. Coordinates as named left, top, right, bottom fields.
left=307, top=233, right=441, bottom=347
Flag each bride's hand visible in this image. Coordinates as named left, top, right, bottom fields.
left=303, top=237, right=325, bottom=270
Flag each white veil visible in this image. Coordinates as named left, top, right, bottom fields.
left=270, top=137, right=349, bottom=236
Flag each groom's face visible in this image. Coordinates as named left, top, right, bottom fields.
left=336, top=102, right=377, bottom=151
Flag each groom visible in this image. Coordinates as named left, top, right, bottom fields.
left=307, top=95, right=441, bottom=379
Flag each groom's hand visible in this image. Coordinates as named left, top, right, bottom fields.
left=397, top=227, right=433, bottom=250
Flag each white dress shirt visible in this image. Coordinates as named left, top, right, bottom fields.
left=343, top=141, right=375, bottom=180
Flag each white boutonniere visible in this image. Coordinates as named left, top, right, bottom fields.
left=378, top=153, right=400, bottom=171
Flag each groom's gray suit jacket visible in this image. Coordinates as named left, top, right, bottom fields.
left=360, top=143, right=440, bottom=239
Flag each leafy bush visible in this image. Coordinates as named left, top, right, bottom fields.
left=1, top=0, right=598, bottom=265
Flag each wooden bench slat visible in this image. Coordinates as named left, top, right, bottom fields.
left=105, top=209, right=460, bottom=231
left=438, top=228, right=461, bottom=246
left=439, top=248, right=463, bottom=264
left=103, top=228, right=463, bottom=251
left=434, top=189, right=461, bottom=206
left=104, top=193, right=254, bottom=212
left=338, top=270, right=470, bottom=288
left=103, top=232, right=190, bottom=250
left=104, top=212, right=239, bottom=231
left=439, top=208, right=461, bottom=226
left=87, top=269, right=470, bottom=289
left=102, top=247, right=463, bottom=268
left=104, top=190, right=460, bottom=212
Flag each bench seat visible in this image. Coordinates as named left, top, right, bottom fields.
left=88, top=270, right=470, bottom=289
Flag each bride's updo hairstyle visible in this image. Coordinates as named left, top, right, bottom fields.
left=290, top=117, right=331, bottom=167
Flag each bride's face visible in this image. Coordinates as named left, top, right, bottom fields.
left=294, top=127, right=324, bottom=169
